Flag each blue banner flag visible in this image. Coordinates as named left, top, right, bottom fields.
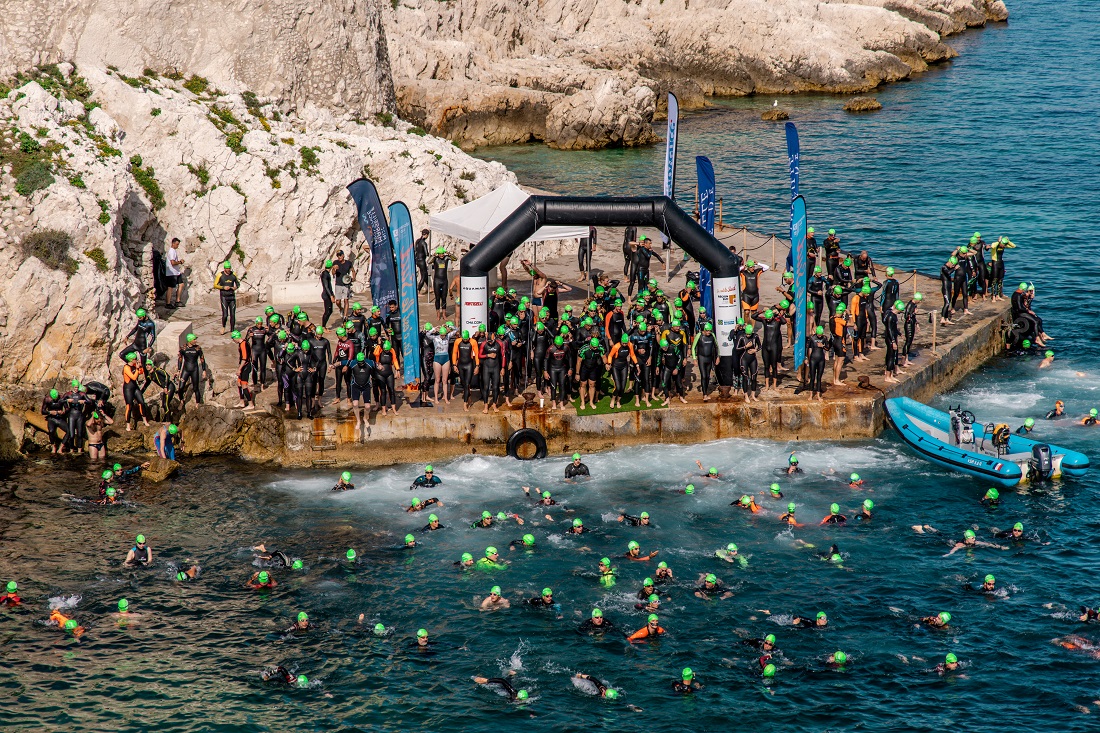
left=347, top=178, right=398, bottom=311
left=791, top=194, right=808, bottom=369
left=784, top=122, right=800, bottom=199
left=661, top=93, right=679, bottom=248
left=696, top=156, right=716, bottom=318
left=388, top=201, right=421, bottom=385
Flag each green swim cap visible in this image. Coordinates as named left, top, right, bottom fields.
left=816, top=611, right=827, bottom=620
left=176, top=571, right=187, bottom=581
left=727, top=543, right=738, bottom=552
left=763, top=663, right=776, bottom=678
left=296, top=675, right=309, bottom=688
left=554, top=336, right=564, bottom=346
left=1022, top=340, right=1031, bottom=348
left=572, top=453, right=581, bottom=461
left=106, top=487, right=116, bottom=497
left=342, top=471, right=352, bottom=482
left=605, top=688, right=619, bottom=699
left=1024, top=418, right=1035, bottom=428
left=496, top=512, right=507, bottom=521
left=230, top=330, right=242, bottom=339
left=945, top=653, right=958, bottom=664
left=600, top=557, right=611, bottom=567
left=828, top=229, right=835, bottom=235
left=657, top=562, right=668, bottom=569
left=428, top=514, right=438, bottom=522
left=705, top=573, right=717, bottom=584
left=640, top=511, right=649, bottom=519
left=136, top=534, right=146, bottom=544
left=681, top=666, right=693, bottom=680
left=516, top=690, right=529, bottom=701
left=417, top=628, right=428, bottom=638
left=118, top=598, right=129, bottom=612
left=765, top=633, right=776, bottom=645
left=834, top=651, right=847, bottom=664
left=1013, top=522, right=1023, bottom=531
left=6, top=581, right=16, bottom=593
left=740, top=496, right=751, bottom=506
left=830, top=503, right=840, bottom=514
left=948, top=256, right=958, bottom=266
left=185, top=333, right=197, bottom=343
left=336, top=327, right=346, bottom=337
left=770, top=482, right=781, bottom=494
left=787, top=502, right=796, bottom=512
left=984, top=574, right=995, bottom=584
left=643, top=577, right=654, bottom=587
left=168, top=424, right=178, bottom=435
left=258, top=571, right=269, bottom=583
left=482, top=511, right=491, bottom=519
left=591, top=608, right=603, bottom=618
left=1092, top=409, right=1098, bottom=417
left=411, top=497, right=421, bottom=507
left=863, top=499, right=873, bottom=510
left=461, top=552, right=473, bottom=563
left=374, top=622, right=385, bottom=635
left=346, top=549, right=356, bottom=560
left=50, top=389, right=59, bottom=400
left=964, top=530, right=976, bottom=539
left=485, top=546, right=497, bottom=556
left=985, top=488, right=999, bottom=499
left=647, top=614, right=659, bottom=624
left=541, top=490, right=551, bottom=499
left=65, top=619, right=78, bottom=631
left=764, top=309, right=774, bottom=319
left=685, top=485, right=695, bottom=494
left=850, top=473, right=860, bottom=482
left=573, top=519, right=583, bottom=527
left=490, top=585, right=501, bottom=595
left=628, top=541, right=639, bottom=550
left=1045, top=350, right=1053, bottom=358
left=938, top=612, right=951, bottom=623
left=297, top=611, right=308, bottom=622
left=292, top=560, right=303, bottom=570
left=405, top=534, right=415, bottom=544
left=102, top=470, right=113, bottom=480
left=356, top=352, right=365, bottom=361
left=113, top=463, right=122, bottom=472
left=708, top=467, right=718, bottom=475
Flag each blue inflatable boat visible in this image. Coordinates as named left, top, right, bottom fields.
left=885, top=397, right=1090, bottom=487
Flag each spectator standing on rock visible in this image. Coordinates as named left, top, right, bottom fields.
left=214, top=261, right=240, bottom=333
left=165, top=237, right=186, bottom=308
left=333, top=250, right=356, bottom=321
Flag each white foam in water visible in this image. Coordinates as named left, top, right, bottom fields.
left=48, top=594, right=80, bottom=610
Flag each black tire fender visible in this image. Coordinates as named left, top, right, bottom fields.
left=506, top=428, right=548, bottom=460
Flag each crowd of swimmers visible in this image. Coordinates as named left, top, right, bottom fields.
left=10, top=445, right=1097, bottom=704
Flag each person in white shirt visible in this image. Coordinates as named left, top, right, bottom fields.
left=165, top=237, right=185, bottom=307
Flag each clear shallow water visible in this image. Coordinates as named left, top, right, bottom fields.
left=4, top=1, right=1100, bottom=730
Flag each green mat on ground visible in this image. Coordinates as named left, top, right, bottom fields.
left=569, top=393, right=670, bottom=416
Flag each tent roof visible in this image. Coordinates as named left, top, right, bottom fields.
left=428, top=182, right=588, bottom=244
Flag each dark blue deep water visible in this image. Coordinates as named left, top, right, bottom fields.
left=2, top=1, right=1099, bottom=730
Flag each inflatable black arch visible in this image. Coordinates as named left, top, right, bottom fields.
left=459, top=195, right=743, bottom=359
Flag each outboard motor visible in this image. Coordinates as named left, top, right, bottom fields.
left=1029, top=444, right=1054, bottom=481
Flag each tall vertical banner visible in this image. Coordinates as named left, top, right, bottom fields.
left=347, top=178, right=398, bottom=310
left=388, top=201, right=421, bottom=385
left=696, top=156, right=716, bottom=319
left=790, top=195, right=808, bottom=369
left=784, top=122, right=800, bottom=199
left=660, top=93, right=679, bottom=250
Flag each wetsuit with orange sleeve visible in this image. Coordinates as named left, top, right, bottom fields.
left=606, top=340, right=637, bottom=399
left=627, top=624, right=666, bottom=642
left=122, top=362, right=148, bottom=425
left=452, top=337, right=479, bottom=406
left=372, top=344, right=400, bottom=409
left=740, top=267, right=761, bottom=313
left=831, top=314, right=849, bottom=359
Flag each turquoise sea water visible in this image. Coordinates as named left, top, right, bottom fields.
left=3, top=1, right=1100, bottom=730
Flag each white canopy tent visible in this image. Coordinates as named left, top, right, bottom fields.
left=428, top=182, right=588, bottom=244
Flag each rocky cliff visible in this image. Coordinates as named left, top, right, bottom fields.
left=0, top=63, right=513, bottom=387
left=0, top=0, right=396, bottom=119
left=387, top=0, right=1009, bottom=149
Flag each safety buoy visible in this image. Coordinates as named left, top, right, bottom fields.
left=506, top=428, right=547, bottom=460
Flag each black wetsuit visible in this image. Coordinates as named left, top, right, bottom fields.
left=883, top=308, right=900, bottom=372
left=941, top=263, right=957, bottom=320
left=414, top=236, right=430, bottom=293
left=429, top=253, right=455, bottom=311
left=120, top=317, right=157, bottom=363
left=348, top=357, right=376, bottom=404
left=577, top=618, right=616, bottom=635
left=737, top=331, right=762, bottom=394
left=321, top=268, right=335, bottom=326
left=310, top=336, right=332, bottom=399
left=694, top=331, right=718, bottom=396
left=176, top=344, right=207, bottom=404
left=545, top=342, right=571, bottom=404
left=41, top=394, right=67, bottom=449
left=565, top=462, right=590, bottom=479
left=214, top=270, right=240, bottom=330
left=454, top=338, right=478, bottom=405
left=903, top=300, right=918, bottom=359
left=479, top=337, right=505, bottom=406
left=755, top=312, right=785, bottom=383
left=807, top=332, right=828, bottom=394
left=248, top=325, right=269, bottom=387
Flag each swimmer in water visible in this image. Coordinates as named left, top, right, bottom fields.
left=848, top=473, right=864, bottom=488
left=715, top=543, right=748, bottom=567
left=980, top=488, right=1000, bottom=507
left=565, top=453, right=590, bottom=481
left=509, top=534, right=536, bottom=551
left=1083, top=408, right=1098, bottom=426
left=785, top=453, right=803, bottom=475
left=625, top=541, right=659, bottom=561
left=480, top=586, right=510, bottom=610
left=636, top=577, right=656, bottom=600
left=48, top=609, right=85, bottom=637
left=936, top=653, right=961, bottom=675
left=472, top=673, right=527, bottom=702
left=618, top=511, right=651, bottom=526
left=743, top=633, right=777, bottom=653
left=694, top=573, right=733, bottom=600
left=779, top=503, right=804, bottom=527
left=635, top=593, right=660, bottom=613
left=827, top=651, right=849, bottom=668
left=792, top=611, right=828, bottom=628
left=473, top=510, right=494, bottom=528
left=766, top=483, right=784, bottom=500
left=286, top=611, right=315, bottom=633
left=1038, top=350, right=1054, bottom=369
left=414, top=628, right=433, bottom=648
left=0, top=581, right=22, bottom=606
left=252, top=545, right=292, bottom=567
left=578, top=607, right=616, bottom=635
left=476, top=547, right=508, bottom=570
left=1045, top=400, right=1065, bottom=420
left=597, top=557, right=618, bottom=586
left=1015, top=417, right=1035, bottom=435
left=567, top=518, right=588, bottom=535
left=332, top=472, right=355, bottom=491
left=247, top=570, right=277, bottom=589
left=124, top=534, right=152, bottom=566
left=572, top=673, right=620, bottom=699
left=733, top=495, right=761, bottom=512
left=262, top=667, right=308, bottom=686
left=403, top=534, right=417, bottom=548
left=820, top=503, right=847, bottom=525
left=695, top=461, right=721, bottom=479
left=978, top=574, right=997, bottom=594
left=654, top=561, right=674, bottom=581
left=522, top=486, right=557, bottom=506
left=677, top=484, right=696, bottom=496
left=994, top=522, right=1025, bottom=541
left=410, top=465, right=442, bottom=490
left=526, top=587, right=556, bottom=608
left=95, top=486, right=119, bottom=505
left=421, top=514, right=444, bottom=532
left=114, top=598, right=141, bottom=624
left=671, top=667, right=700, bottom=694
left=857, top=499, right=874, bottom=521
left=408, top=497, right=442, bottom=512
left=627, top=613, right=666, bottom=642
left=175, top=565, right=201, bottom=582
left=921, top=611, right=952, bottom=628
left=945, top=529, right=1007, bottom=556
left=456, top=552, right=475, bottom=568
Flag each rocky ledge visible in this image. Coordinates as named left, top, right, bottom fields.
left=386, top=0, right=1008, bottom=150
